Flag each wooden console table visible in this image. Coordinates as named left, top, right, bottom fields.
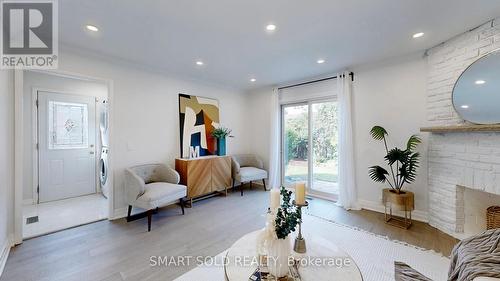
left=175, top=155, right=232, bottom=206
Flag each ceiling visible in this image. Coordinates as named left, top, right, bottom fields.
left=59, top=0, right=500, bottom=91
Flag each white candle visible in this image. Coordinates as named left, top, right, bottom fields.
left=270, top=188, right=280, bottom=210
left=295, top=182, right=306, bottom=205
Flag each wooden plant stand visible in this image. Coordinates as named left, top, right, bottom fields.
left=382, top=188, right=414, bottom=229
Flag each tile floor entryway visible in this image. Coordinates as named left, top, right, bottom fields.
left=23, top=194, right=108, bottom=239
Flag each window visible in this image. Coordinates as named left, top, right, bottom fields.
left=281, top=100, right=339, bottom=200
left=48, top=101, right=89, bottom=149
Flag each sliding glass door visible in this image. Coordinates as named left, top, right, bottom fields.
left=282, top=100, right=339, bottom=200
left=283, top=104, right=309, bottom=185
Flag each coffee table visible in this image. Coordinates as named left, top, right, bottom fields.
left=224, top=230, right=363, bottom=280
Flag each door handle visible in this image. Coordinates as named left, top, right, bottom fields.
left=90, top=151, right=95, bottom=155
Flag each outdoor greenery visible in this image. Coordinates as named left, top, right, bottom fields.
left=368, top=126, right=421, bottom=194
left=284, top=164, right=338, bottom=182
left=210, top=126, right=233, bottom=139
left=284, top=103, right=339, bottom=164
left=274, top=186, right=301, bottom=239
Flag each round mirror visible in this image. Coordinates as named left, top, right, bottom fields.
left=452, top=50, right=500, bottom=124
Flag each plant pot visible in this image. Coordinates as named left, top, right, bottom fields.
left=382, top=188, right=414, bottom=211
left=267, top=235, right=291, bottom=278
left=216, top=137, right=226, bottom=156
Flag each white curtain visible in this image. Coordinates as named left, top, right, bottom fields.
left=337, top=72, right=359, bottom=210
left=268, top=88, right=281, bottom=189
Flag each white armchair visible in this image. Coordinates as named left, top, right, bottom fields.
left=231, top=154, right=268, bottom=196
left=125, top=164, right=187, bottom=231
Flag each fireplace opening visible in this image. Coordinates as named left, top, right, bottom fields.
left=460, top=186, right=500, bottom=236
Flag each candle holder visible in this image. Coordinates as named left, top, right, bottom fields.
left=292, top=200, right=308, bottom=253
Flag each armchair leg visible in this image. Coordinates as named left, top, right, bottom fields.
left=241, top=182, right=244, bottom=196
left=127, top=205, right=132, bottom=222
left=262, top=179, right=267, bottom=191
left=180, top=198, right=185, bottom=215
left=147, top=210, right=153, bottom=232
left=250, top=181, right=252, bottom=189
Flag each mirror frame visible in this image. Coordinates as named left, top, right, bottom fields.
left=451, top=48, right=500, bottom=125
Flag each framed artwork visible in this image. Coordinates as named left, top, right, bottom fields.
left=178, top=94, right=220, bottom=158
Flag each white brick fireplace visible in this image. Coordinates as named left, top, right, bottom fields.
left=425, top=18, right=500, bottom=238
left=427, top=132, right=500, bottom=237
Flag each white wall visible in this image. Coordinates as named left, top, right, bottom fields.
left=352, top=54, right=428, bottom=217
left=246, top=53, right=429, bottom=219
left=54, top=49, right=250, bottom=215
left=22, top=71, right=108, bottom=202
left=246, top=88, right=272, bottom=173
left=0, top=69, right=14, bottom=272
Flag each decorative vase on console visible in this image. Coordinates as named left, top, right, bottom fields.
left=210, top=126, right=233, bottom=156
left=265, top=187, right=300, bottom=279
left=217, top=137, right=226, bottom=156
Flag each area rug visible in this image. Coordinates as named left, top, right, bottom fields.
left=175, top=214, right=450, bottom=281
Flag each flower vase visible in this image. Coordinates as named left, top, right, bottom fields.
left=267, top=235, right=291, bottom=278
left=217, top=137, right=226, bottom=156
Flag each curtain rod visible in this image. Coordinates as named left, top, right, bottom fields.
left=278, top=72, right=354, bottom=90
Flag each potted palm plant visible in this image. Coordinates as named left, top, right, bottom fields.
left=368, top=126, right=421, bottom=228
left=210, top=126, right=233, bottom=156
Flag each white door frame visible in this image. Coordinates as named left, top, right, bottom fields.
left=13, top=69, right=115, bottom=245
left=31, top=88, right=99, bottom=204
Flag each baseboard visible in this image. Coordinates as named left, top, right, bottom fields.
left=357, top=199, right=429, bottom=223
left=0, top=235, right=13, bottom=278
left=110, top=207, right=127, bottom=220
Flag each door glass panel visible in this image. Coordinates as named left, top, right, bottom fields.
left=311, top=102, right=339, bottom=197
left=283, top=104, right=309, bottom=187
left=48, top=101, right=89, bottom=149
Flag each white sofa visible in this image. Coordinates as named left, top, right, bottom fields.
left=231, top=154, right=268, bottom=196
left=125, top=164, right=187, bottom=231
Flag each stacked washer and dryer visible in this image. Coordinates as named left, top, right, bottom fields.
left=99, top=100, right=110, bottom=199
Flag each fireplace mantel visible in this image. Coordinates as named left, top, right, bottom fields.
left=420, top=124, right=500, bottom=133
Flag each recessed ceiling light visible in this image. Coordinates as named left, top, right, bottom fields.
left=266, top=24, right=276, bottom=31
left=86, top=25, right=99, bottom=32
left=461, top=105, right=469, bottom=109
left=475, top=80, right=486, bottom=85
left=412, top=32, right=424, bottom=38
left=196, top=61, right=204, bottom=66
left=317, top=59, right=325, bottom=64
left=250, top=78, right=256, bottom=82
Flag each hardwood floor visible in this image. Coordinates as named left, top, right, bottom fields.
left=1, top=185, right=458, bottom=281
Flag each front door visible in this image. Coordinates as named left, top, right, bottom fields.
left=38, top=91, right=96, bottom=203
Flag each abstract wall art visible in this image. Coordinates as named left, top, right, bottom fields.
left=178, top=94, right=220, bottom=158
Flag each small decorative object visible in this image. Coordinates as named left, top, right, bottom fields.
left=256, top=208, right=274, bottom=264
left=270, top=188, right=281, bottom=211
left=368, top=126, right=421, bottom=229
left=210, top=126, right=234, bottom=156
left=487, top=206, right=500, bottom=230
left=267, top=187, right=301, bottom=279
left=178, top=94, right=220, bottom=158
left=294, top=182, right=306, bottom=205
left=292, top=200, right=308, bottom=254
left=189, top=146, right=200, bottom=158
